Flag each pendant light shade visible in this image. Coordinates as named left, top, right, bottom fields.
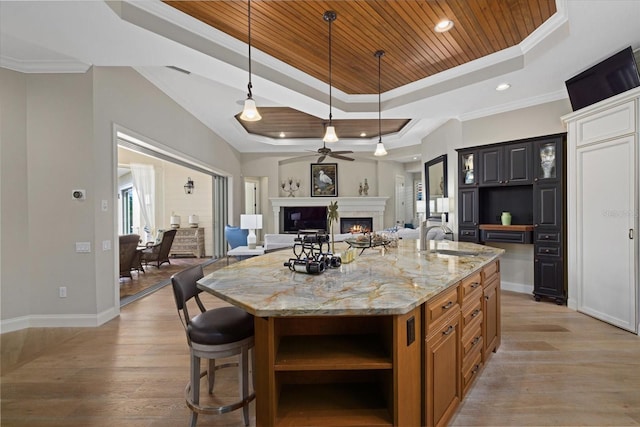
left=374, top=50, right=388, bottom=156
left=323, top=11, right=338, bottom=143
left=239, top=0, right=261, bottom=122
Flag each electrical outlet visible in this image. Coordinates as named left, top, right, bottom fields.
left=101, top=200, right=108, bottom=211
left=59, top=287, right=67, bottom=298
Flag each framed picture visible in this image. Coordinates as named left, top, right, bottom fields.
left=310, top=163, right=338, bottom=197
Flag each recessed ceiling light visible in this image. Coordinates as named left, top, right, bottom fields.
left=434, top=19, right=454, bottom=33
left=279, top=132, right=286, bottom=138
left=496, top=83, right=511, bottom=91
left=360, top=132, right=367, bottom=137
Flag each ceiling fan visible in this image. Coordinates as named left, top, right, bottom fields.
left=282, top=140, right=355, bottom=164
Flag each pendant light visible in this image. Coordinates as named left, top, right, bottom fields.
left=322, top=11, right=338, bottom=143
left=374, top=50, right=388, bottom=156
left=239, top=0, right=261, bottom=121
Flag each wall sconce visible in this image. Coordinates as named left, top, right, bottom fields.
left=184, top=177, right=194, bottom=194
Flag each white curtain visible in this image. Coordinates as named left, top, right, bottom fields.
left=130, top=163, right=155, bottom=242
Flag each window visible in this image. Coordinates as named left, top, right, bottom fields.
left=122, top=187, right=134, bottom=235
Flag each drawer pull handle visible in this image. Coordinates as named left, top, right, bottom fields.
left=442, top=301, right=454, bottom=310
left=545, top=249, right=550, bottom=253
left=471, top=364, right=480, bottom=374
left=442, top=325, right=454, bottom=336
left=471, top=336, right=480, bottom=346
left=470, top=282, right=480, bottom=289
left=471, top=309, right=480, bottom=318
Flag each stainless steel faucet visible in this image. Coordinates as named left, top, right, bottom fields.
left=420, top=220, right=454, bottom=250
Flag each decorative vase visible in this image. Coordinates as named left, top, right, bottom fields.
left=501, top=211, right=512, bottom=226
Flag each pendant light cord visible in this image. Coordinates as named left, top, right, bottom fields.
left=328, top=13, right=333, bottom=125
left=376, top=50, right=385, bottom=143
left=247, top=0, right=253, bottom=99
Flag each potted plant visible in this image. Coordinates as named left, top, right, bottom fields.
left=327, top=201, right=339, bottom=253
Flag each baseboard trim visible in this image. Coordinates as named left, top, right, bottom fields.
left=501, top=280, right=533, bottom=295
left=1, top=307, right=119, bottom=334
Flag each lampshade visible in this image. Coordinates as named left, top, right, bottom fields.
left=416, top=200, right=426, bottom=214
left=239, top=0, right=261, bottom=122
left=374, top=141, right=388, bottom=156
left=240, top=98, right=261, bottom=121
left=323, top=125, right=338, bottom=143
left=240, top=214, right=263, bottom=230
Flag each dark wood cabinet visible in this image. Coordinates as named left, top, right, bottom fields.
left=458, top=188, right=479, bottom=242
left=479, top=142, right=532, bottom=186
left=532, top=137, right=566, bottom=304
left=457, top=134, right=566, bottom=305
left=459, top=150, right=478, bottom=187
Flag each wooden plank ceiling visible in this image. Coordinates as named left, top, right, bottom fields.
left=165, top=0, right=556, bottom=141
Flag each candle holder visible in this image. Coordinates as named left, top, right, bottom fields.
left=281, top=178, right=301, bottom=197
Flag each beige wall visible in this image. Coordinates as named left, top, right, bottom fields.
left=1, top=66, right=243, bottom=331
left=420, top=100, right=572, bottom=293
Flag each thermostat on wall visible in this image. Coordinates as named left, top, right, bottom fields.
left=72, top=189, right=86, bottom=200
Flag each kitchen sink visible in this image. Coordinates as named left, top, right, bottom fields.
left=431, top=249, right=480, bottom=257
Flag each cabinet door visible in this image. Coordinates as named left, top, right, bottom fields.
left=459, top=150, right=478, bottom=186
left=534, top=257, right=565, bottom=304
left=483, top=277, right=500, bottom=360
left=533, top=138, right=562, bottom=182
left=504, top=142, right=532, bottom=185
left=458, top=188, right=478, bottom=227
left=478, top=146, right=502, bottom=186
left=533, top=183, right=561, bottom=228
left=576, top=135, right=636, bottom=332
left=425, top=313, right=461, bottom=427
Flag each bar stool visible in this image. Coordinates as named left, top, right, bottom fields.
left=171, top=265, right=255, bottom=426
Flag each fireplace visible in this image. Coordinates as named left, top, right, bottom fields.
left=340, top=217, right=373, bottom=234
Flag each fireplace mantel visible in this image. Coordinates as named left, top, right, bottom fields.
left=269, top=197, right=388, bottom=233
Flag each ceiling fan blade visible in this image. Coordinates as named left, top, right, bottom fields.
left=317, top=155, right=326, bottom=163
left=279, top=154, right=319, bottom=165
left=329, top=150, right=354, bottom=154
left=329, top=153, right=355, bottom=161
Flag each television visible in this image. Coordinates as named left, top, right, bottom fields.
left=565, top=46, right=640, bottom=112
left=282, top=206, right=327, bottom=233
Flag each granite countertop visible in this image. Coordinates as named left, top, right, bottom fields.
left=197, top=239, right=504, bottom=317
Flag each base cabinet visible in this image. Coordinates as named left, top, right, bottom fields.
left=482, top=261, right=501, bottom=360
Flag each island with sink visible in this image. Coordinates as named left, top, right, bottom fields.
left=198, top=239, right=504, bottom=427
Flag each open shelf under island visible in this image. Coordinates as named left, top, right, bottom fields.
left=198, top=239, right=504, bottom=427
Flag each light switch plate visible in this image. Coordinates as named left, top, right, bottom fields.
left=102, top=240, right=111, bottom=251
left=75, top=242, right=91, bottom=253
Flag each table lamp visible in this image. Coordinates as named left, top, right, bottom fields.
left=240, top=214, right=262, bottom=249
left=436, top=197, right=450, bottom=224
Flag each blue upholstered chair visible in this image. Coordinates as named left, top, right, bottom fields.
left=224, top=225, right=248, bottom=249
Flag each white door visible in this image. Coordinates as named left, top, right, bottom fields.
left=577, top=135, right=637, bottom=332
left=395, top=175, right=405, bottom=227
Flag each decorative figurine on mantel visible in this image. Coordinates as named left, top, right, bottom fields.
left=363, top=179, right=369, bottom=196
left=359, top=183, right=363, bottom=196
left=281, top=178, right=301, bottom=197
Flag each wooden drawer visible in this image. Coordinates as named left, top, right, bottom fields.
left=462, top=347, right=483, bottom=397
left=460, top=272, right=482, bottom=303
left=461, top=323, right=483, bottom=362
left=535, top=230, right=560, bottom=243
left=536, top=245, right=561, bottom=257
left=481, top=260, right=499, bottom=284
left=461, top=296, right=483, bottom=332
left=425, top=286, right=460, bottom=333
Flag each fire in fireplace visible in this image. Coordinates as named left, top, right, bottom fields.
left=340, top=217, right=373, bottom=234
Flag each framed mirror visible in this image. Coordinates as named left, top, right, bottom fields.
left=424, top=154, right=448, bottom=221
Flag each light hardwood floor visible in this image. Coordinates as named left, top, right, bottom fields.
left=2, top=283, right=640, bottom=426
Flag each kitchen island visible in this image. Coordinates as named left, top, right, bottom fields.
left=198, top=239, right=504, bottom=426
